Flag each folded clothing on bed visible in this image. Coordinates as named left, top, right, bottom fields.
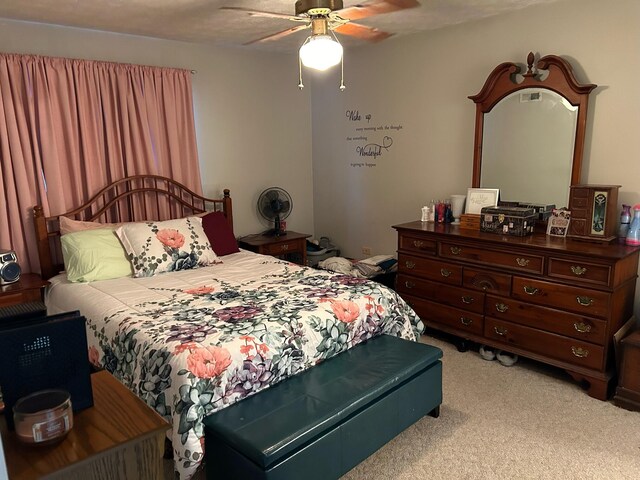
left=318, top=255, right=397, bottom=279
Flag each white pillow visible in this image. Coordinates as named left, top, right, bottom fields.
left=115, top=217, right=220, bottom=277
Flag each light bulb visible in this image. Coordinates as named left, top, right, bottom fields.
left=299, top=35, right=343, bottom=71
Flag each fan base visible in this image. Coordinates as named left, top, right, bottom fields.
left=263, top=229, right=288, bottom=237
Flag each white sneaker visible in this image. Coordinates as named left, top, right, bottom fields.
left=496, top=350, right=519, bottom=366
left=479, top=345, right=496, bottom=361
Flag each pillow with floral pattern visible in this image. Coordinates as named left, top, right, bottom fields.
left=115, top=217, right=220, bottom=277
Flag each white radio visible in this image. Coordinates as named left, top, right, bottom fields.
left=0, top=249, right=21, bottom=285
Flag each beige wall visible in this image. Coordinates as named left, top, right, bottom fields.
left=0, top=19, right=314, bottom=237
left=311, top=0, right=640, bottom=262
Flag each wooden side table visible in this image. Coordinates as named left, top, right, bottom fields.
left=613, top=329, right=640, bottom=411
left=0, top=273, right=49, bottom=327
left=239, top=231, right=311, bottom=266
left=0, top=273, right=48, bottom=308
left=1, top=370, right=170, bottom=480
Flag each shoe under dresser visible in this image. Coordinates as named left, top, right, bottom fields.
left=393, top=221, right=640, bottom=400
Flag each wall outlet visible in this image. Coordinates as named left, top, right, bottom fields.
left=362, top=246, right=372, bottom=256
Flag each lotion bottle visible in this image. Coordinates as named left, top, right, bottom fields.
left=625, top=205, right=640, bottom=246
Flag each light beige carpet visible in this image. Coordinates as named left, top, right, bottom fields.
left=167, top=334, right=640, bottom=479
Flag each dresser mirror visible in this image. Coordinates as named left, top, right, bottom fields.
left=469, top=52, right=596, bottom=208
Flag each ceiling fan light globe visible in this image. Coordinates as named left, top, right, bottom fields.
left=299, top=35, right=343, bottom=71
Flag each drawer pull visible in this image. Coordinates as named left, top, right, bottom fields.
left=440, top=268, right=452, bottom=278
left=461, top=296, right=475, bottom=304
left=516, top=258, right=530, bottom=267
left=523, top=286, right=539, bottom=295
left=450, top=246, right=462, bottom=255
left=576, top=296, right=594, bottom=307
left=460, top=317, right=473, bottom=326
left=574, top=322, right=592, bottom=333
left=413, top=240, right=425, bottom=248
left=571, top=266, right=587, bottom=276
left=405, top=260, right=416, bottom=269
left=494, top=326, right=508, bottom=336
left=571, top=346, right=589, bottom=358
left=404, top=281, right=416, bottom=289
left=281, top=244, right=289, bottom=251
left=495, top=303, right=509, bottom=313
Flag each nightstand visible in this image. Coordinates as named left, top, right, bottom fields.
left=0, top=273, right=49, bottom=321
left=0, top=370, right=170, bottom=479
left=613, top=329, right=640, bottom=412
left=239, top=231, right=311, bottom=266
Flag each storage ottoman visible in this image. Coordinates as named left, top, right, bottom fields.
left=203, top=335, right=443, bottom=480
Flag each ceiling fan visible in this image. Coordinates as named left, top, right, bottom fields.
left=221, top=0, right=421, bottom=46
left=221, top=1, right=421, bottom=88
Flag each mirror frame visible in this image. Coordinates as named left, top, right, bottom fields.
left=469, top=52, right=596, bottom=190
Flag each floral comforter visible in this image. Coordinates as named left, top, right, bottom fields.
left=46, top=251, right=424, bottom=479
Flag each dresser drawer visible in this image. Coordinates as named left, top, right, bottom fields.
left=485, top=317, right=605, bottom=370
left=398, top=234, right=437, bottom=255
left=439, top=242, right=543, bottom=274
left=462, top=267, right=512, bottom=296
left=402, top=294, right=483, bottom=336
left=512, top=277, right=610, bottom=319
left=548, top=257, right=612, bottom=287
left=397, top=274, right=484, bottom=313
left=262, top=239, right=302, bottom=256
left=397, top=254, right=462, bottom=286
left=485, top=294, right=607, bottom=345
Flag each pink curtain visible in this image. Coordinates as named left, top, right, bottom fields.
left=0, top=54, right=202, bottom=273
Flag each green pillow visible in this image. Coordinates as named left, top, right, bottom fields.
left=61, top=228, right=133, bottom=282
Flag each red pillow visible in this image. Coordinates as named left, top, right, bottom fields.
left=201, top=211, right=239, bottom=256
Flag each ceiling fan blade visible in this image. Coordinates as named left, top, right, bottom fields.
left=219, top=6, right=303, bottom=22
left=334, top=22, right=392, bottom=43
left=243, top=24, right=311, bottom=45
left=336, top=0, right=421, bottom=22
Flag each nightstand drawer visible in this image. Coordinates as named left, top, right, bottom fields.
left=0, top=290, right=41, bottom=307
left=263, top=240, right=303, bottom=256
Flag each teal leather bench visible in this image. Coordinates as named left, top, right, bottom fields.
left=203, top=335, right=443, bottom=479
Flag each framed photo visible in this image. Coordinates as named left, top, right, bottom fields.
left=465, top=188, right=500, bottom=215
left=547, top=208, right=571, bottom=237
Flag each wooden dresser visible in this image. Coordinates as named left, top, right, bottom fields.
left=393, top=221, right=640, bottom=400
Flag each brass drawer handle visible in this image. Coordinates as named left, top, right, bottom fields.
left=404, top=281, right=416, bottom=289
left=450, top=246, right=462, bottom=255
left=405, top=260, right=416, bottom=269
left=523, top=286, right=539, bottom=295
left=495, top=303, right=509, bottom=313
left=440, top=268, right=452, bottom=278
left=281, top=244, right=289, bottom=251
left=576, top=296, right=594, bottom=307
left=571, top=266, right=587, bottom=276
left=460, top=317, right=473, bottom=326
left=494, top=326, right=508, bottom=336
left=571, top=346, right=589, bottom=358
left=574, top=322, right=592, bottom=333
left=413, top=240, right=425, bottom=248
left=461, top=296, right=475, bottom=304
left=516, top=258, right=530, bottom=267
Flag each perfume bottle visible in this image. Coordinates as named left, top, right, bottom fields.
left=625, top=206, right=640, bottom=246
left=618, top=204, right=631, bottom=243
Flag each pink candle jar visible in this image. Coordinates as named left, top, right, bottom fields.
left=13, top=389, right=73, bottom=445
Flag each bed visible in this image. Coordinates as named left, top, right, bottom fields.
left=33, top=175, right=425, bottom=479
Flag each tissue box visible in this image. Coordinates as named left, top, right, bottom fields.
left=480, top=206, right=536, bottom=236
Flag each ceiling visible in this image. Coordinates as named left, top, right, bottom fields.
left=0, top=0, right=568, bottom=53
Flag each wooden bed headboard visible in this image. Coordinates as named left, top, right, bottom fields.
left=33, top=175, right=233, bottom=280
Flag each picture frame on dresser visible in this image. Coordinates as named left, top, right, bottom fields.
left=465, top=188, right=499, bottom=215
